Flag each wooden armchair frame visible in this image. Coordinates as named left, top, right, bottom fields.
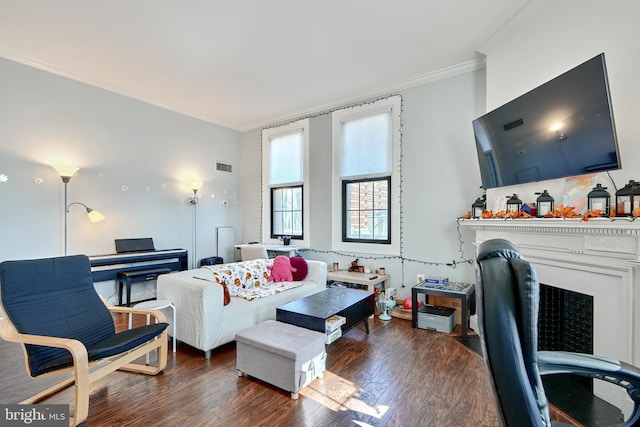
left=0, top=302, right=168, bottom=427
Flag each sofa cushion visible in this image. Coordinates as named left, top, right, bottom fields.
left=290, top=256, right=308, bottom=281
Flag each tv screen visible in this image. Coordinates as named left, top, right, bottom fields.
left=473, top=53, right=620, bottom=189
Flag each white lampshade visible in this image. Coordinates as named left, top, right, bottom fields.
left=87, top=209, right=106, bottom=223
left=52, top=165, right=79, bottom=179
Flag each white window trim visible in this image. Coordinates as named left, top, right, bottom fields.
left=331, top=96, right=401, bottom=256
left=262, top=118, right=310, bottom=247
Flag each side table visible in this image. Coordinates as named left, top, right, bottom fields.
left=129, top=300, right=176, bottom=362
left=412, top=281, right=475, bottom=339
left=326, top=270, right=389, bottom=293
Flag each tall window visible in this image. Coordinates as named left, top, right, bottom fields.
left=271, top=185, right=303, bottom=238
left=332, top=96, right=401, bottom=255
left=262, top=119, right=309, bottom=245
left=343, top=177, right=390, bottom=243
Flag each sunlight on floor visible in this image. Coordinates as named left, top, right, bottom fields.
left=301, top=370, right=389, bottom=420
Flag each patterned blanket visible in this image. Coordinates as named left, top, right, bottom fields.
left=232, top=281, right=303, bottom=301
left=202, top=260, right=303, bottom=301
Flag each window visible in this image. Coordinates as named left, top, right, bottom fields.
left=332, top=96, right=401, bottom=255
left=271, top=185, right=303, bottom=238
left=343, top=177, right=390, bottom=243
left=262, top=119, right=309, bottom=245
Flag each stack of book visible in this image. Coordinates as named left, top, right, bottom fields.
left=325, top=315, right=346, bottom=345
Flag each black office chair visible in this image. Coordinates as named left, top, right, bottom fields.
left=475, top=238, right=640, bottom=426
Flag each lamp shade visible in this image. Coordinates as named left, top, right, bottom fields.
left=52, top=165, right=79, bottom=180
left=87, top=208, right=106, bottom=223
left=67, top=202, right=105, bottom=222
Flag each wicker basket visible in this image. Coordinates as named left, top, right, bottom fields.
left=389, top=307, right=412, bottom=320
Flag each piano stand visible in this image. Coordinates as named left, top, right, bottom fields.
left=117, top=267, right=172, bottom=306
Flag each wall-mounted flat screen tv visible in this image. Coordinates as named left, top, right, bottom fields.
left=473, top=53, right=620, bottom=189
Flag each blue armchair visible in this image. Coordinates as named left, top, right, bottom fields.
left=0, top=255, right=169, bottom=426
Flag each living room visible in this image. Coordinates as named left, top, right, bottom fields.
left=1, top=1, right=640, bottom=425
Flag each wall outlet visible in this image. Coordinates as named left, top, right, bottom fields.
left=417, top=274, right=425, bottom=283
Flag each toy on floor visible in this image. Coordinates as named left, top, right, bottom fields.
left=268, top=255, right=297, bottom=282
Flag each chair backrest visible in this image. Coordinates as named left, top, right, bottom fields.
left=0, top=255, right=115, bottom=376
left=475, top=238, right=551, bottom=426
left=241, top=245, right=268, bottom=261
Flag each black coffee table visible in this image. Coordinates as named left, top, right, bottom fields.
left=276, top=287, right=375, bottom=335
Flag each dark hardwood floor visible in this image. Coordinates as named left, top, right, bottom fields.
left=0, top=315, right=509, bottom=426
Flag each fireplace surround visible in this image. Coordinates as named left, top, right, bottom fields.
left=462, top=217, right=640, bottom=416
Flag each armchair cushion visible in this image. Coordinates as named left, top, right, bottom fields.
left=31, top=323, right=168, bottom=376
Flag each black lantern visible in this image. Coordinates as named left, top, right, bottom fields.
left=471, top=197, right=485, bottom=218
left=587, top=184, right=610, bottom=216
left=615, top=180, right=640, bottom=217
left=535, top=190, right=554, bottom=218
left=506, top=194, right=522, bottom=213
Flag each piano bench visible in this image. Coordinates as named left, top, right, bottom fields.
left=117, top=267, right=172, bottom=306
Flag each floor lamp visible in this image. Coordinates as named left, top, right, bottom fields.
left=52, top=165, right=106, bottom=255
left=188, top=181, right=203, bottom=269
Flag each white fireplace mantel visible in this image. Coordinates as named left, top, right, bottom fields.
left=461, top=217, right=640, bottom=416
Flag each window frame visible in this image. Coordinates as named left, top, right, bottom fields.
left=331, top=96, right=401, bottom=255
left=270, top=184, right=304, bottom=240
left=342, top=176, right=391, bottom=244
left=261, top=118, right=310, bottom=247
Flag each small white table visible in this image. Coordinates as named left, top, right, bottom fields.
left=130, top=300, right=176, bottom=359
left=326, top=270, right=390, bottom=293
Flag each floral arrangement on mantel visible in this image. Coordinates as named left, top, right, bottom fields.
left=460, top=205, right=640, bottom=221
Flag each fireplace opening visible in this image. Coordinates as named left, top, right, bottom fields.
left=537, top=284, right=621, bottom=424
left=538, top=283, right=593, bottom=355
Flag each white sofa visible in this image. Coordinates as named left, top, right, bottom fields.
left=157, top=259, right=327, bottom=358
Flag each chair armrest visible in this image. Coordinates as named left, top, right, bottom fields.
left=100, top=296, right=167, bottom=324
left=538, top=350, right=640, bottom=426
left=0, top=317, right=89, bottom=368
left=107, top=305, right=167, bottom=323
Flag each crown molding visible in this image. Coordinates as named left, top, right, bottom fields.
left=0, top=47, right=239, bottom=130
left=241, top=58, right=486, bottom=132
left=0, top=47, right=485, bottom=133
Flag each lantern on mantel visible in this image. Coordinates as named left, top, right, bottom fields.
left=471, top=197, right=485, bottom=219
left=506, top=194, right=522, bottom=213
left=615, top=180, right=640, bottom=217
left=587, top=184, right=610, bottom=216
left=535, top=190, right=554, bottom=218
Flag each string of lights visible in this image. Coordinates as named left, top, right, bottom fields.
left=259, top=94, right=472, bottom=284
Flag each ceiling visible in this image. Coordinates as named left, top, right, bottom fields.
left=0, top=1, right=529, bottom=131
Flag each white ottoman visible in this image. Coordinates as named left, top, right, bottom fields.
left=236, top=320, right=327, bottom=399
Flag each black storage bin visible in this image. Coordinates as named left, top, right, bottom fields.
left=200, top=256, right=224, bottom=267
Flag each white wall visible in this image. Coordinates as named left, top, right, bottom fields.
left=0, top=57, right=242, bottom=302
left=241, top=69, right=486, bottom=301
left=481, top=0, right=640, bottom=205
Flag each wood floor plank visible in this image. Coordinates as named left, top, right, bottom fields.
left=0, top=314, right=502, bottom=426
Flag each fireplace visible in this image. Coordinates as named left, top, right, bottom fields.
left=462, top=218, right=640, bottom=417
